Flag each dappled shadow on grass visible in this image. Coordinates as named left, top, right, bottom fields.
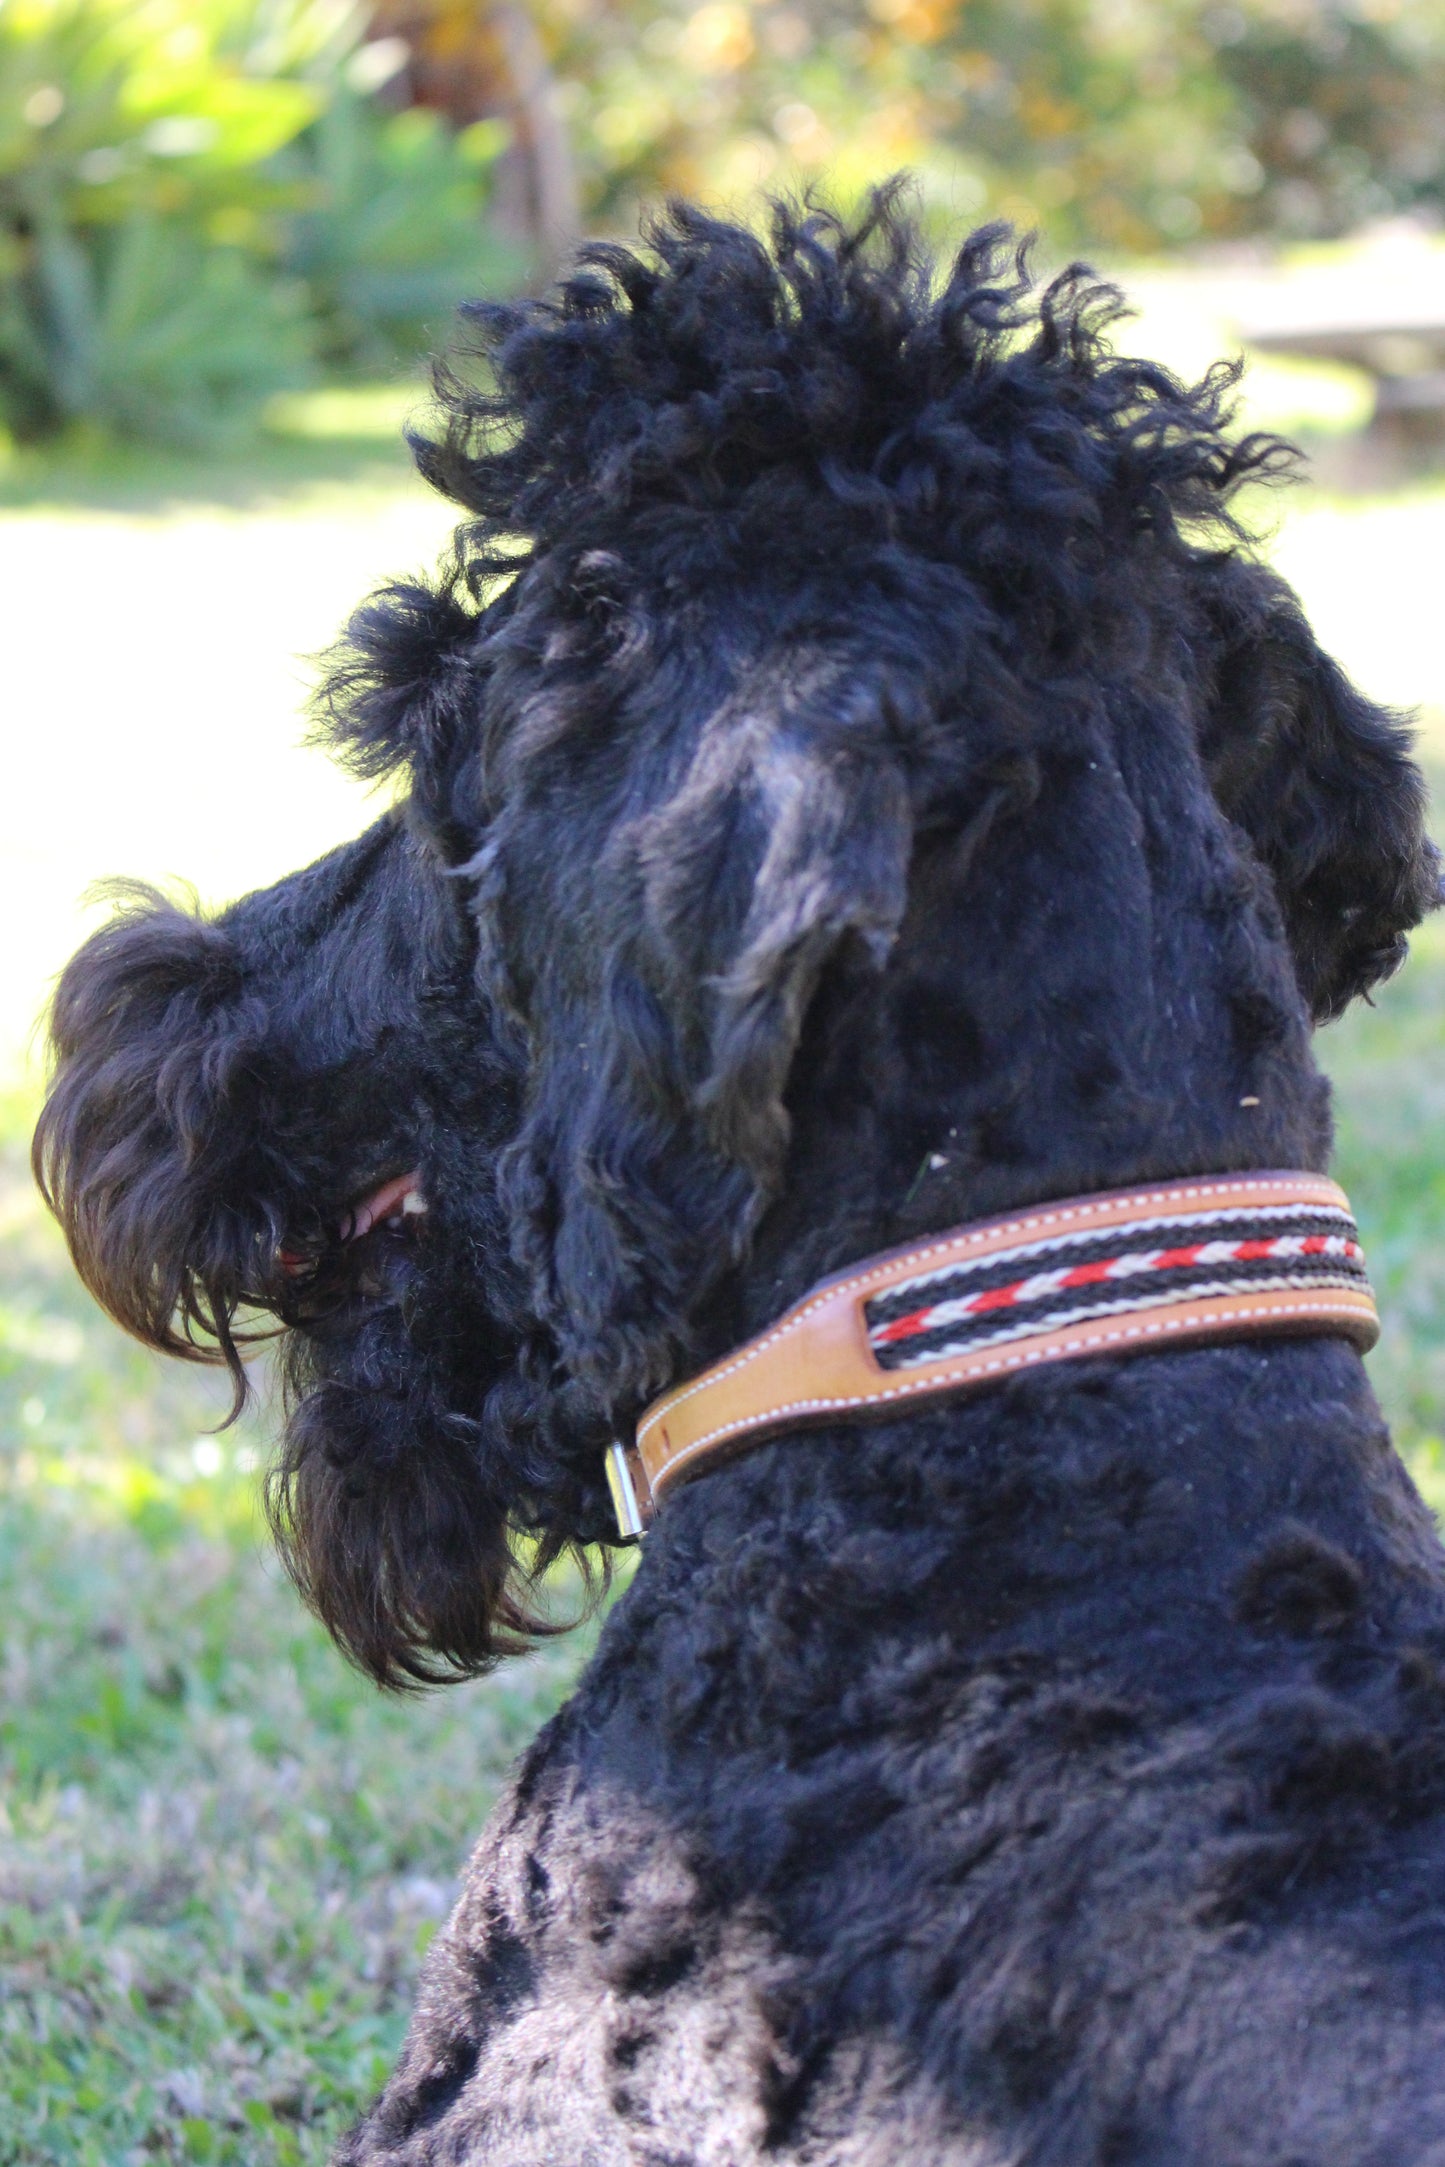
left=0, top=1474, right=584, bottom=2166
left=0, top=1474, right=582, bottom=2167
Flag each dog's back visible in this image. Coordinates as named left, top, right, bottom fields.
left=347, top=1337, right=1445, bottom=2166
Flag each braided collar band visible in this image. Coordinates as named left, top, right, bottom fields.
left=605, top=1173, right=1379, bottom=1541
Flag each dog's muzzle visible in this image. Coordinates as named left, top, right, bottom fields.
left=607, top=1172, right=1379, bottom=1541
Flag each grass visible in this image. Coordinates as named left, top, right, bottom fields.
left=1324, top=907, right=1445, bottom=1517
left=0, top=1099, right=590, bottom=2167
left=2, top=333, right=1445, bottom=2161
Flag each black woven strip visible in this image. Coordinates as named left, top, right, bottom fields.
left=870, top=1253, right=1369, bottom=1371
left=866, top=1211, right=1354, bottom=1334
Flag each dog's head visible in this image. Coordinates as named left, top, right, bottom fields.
left=32, top=697, right=598, bottom=1686
left=338, top=191, right=1438, bottom=1460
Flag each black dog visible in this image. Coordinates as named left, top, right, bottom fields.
left=37, top=193, right=1445, bottom=2163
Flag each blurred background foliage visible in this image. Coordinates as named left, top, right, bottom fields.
left=0, top=0, right=517, bottom=444
left=1, top=0, right=1443, bottom=446
left=527, top=0, right=1445, bottom=251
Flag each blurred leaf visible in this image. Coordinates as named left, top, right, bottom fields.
left=0, top=0, right=515, bottom=444
left=280, top=89, right=523, bottom=371
left=120, top=70, right=323, bottom=169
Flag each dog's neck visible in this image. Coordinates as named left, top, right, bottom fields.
left=602, top=1330, right=1428, bottom=1770
left=607, top=744, right=1365, bottom=1643
left=729, top=787, right=1333, bottom=1358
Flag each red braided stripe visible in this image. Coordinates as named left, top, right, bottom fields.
left=870, top=1232, right=1362, bottom=1350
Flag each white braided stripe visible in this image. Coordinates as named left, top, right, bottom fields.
left=865, top=1202, right=1367, bottom=1372
left=633, top=1177, right=1375, bottom=1484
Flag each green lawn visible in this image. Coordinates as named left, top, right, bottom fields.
left=0, top=1096, right=592, bottom=2165
left=2, top=347, right=1444, bottom=2163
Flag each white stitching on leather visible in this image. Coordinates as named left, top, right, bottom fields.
left=646, top=1291, right=1374, bottom=1494
left=635, top=1177, right=1346, bottom=1450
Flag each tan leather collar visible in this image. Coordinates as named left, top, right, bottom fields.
left=606, top=1172, right=1378, bottom=1539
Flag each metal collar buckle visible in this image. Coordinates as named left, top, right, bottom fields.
left=605, top=1441, right=651, bottom=1543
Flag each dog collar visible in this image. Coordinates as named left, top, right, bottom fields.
left=605, top=1172, right=1378, bottom=1540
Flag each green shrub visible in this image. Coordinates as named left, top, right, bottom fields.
left=0, top=0, right=324, bottom=441
left=281, top=86, right=521, bottom=374
left=20, top=214, right=313, bottom=446
left=0, top=1, right=515, bottom=449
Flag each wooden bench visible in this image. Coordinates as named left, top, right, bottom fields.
left=1240, top=293, right=1445, bottom=449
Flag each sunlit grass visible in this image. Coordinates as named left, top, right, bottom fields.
left=0, top=408, right=444, bottom=1105
left=261, top=384, right=427, bottom=444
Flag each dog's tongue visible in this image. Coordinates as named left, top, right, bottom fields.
left=340, top=1170, right=426, bottom=1242
left=278, top=1170, right=425, bottom=1277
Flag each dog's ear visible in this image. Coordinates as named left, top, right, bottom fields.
left=313, top=574, right=485, bottom=863
left=489, top=658, right=926, bottom=1417
left=1200, top=565, right=1441, bottom=1023
left=33, top=886, right=283, bottom=1401
left=639, top=696, right=915, bottom=1186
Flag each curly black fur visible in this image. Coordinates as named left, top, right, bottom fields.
left=33, top=813, right=582, bottom=1683
left=36, top=190, right=1445, bottom=2161
left=334, top=192, right=1433, bottom=1452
